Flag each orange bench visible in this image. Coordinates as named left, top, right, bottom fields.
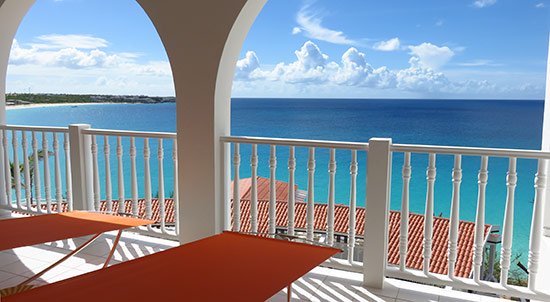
left=0, top=211, right=154, bottom=295
left=5, top=232, right=340, bottom=302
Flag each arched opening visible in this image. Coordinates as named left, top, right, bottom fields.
left=0, top=0, right=268, bottom=243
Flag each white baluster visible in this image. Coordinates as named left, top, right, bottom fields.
left=143, top=138, right=152, bottom=227
left=400, top=152, right=412, bottom=271
left=158, top=138, right=166, bottom=232
left=130, top=137, right=138, bottom=216
left=41, top=132, right=53, bottom=212
left=12, top=130, right=21, bottom=209
left=307, top=147, right=315, bottom=241
left=250, top=144, right=258, bottom=233
left=448, top=155, right=462, bottom=278
left=269, top=145, right=276, bottom=234
left=173, top=139, right=179, bottom=235
left=233, top=143, right=241, bottom=232
left=22, top=132, right=32, bottom=210
left=116, top=136, right=125, bottom=214
left=0, top=130, right=6, bottom=207
left=327, top=148, right=336, bottom=246
left=53, top=133, right=63, bottom=212
left=528, top=159, right=547, bottom=291
left=348, top=150, right=358, bottom=262
left=288, top=146, right=296, bottom=236
left=423, top=153, right=436, bottom=275
left=64, top=133, right=72, bottom=211
left=222, top=142, right=231, bottom=231
left=42, top=132, right=51, bottom=213
left=500, top=157, right=517, bottom=286
left=104, top=136, right=112, bottom=213
left=91, top=135, right=100, bottom=211
left=3, top=129, right=11, bottom=207
left=32, top=131, right=41, bottom=212
left=473, top=156, right=489, bottom=282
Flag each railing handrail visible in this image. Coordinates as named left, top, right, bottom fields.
left=82, top=128, right=177, bottom=139
left=220, top=136, right=370, bottom=150
left=393, top=143, right=550, bottom=159
left=1, top=124, right=69, bottom=133
left=222, top=135, right=550, bottom=160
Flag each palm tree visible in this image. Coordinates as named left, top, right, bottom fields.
left=9, top=149, right=53, bottom=204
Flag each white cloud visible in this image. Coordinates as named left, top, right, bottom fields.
left=435, top=20, right=444, bottom=27
left=32, top=34, right=108, bottom=49
left=456, top=59, right=501, bottom=67
left=332, top=48, right=396, bottom=88
left=396, top=57, right=451, bottom=92
left=232, top=40, right=543, bottom=98
left=9, top=40, right=131, bottom=69
left=294, top=4, right=359, bottom=46
left=535, top=3, right=545, bottom=8
left=268, top=41, right=333, bottom=84
left=473, top=0, right=497, bottom=8
left=235, top=51, right=261, bottom=80
left=7, top=36, right=174, bottom=95
left=373, top=38, right=401, bottom=52
left=408, top=43, right=455, bottom=70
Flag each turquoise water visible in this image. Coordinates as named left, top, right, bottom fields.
left=7, top=98, right=544, bottom=262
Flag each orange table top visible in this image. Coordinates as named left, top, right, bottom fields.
left=5, top=232, right=341, bottom=302
left=0, top=211, right=154, bottom=251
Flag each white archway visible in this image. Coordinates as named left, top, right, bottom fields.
left=0, top=0, right=267, bottom=243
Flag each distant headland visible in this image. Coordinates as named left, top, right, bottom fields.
left=6, top=93, right=175, bottom=106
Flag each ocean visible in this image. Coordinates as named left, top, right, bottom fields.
left=7, top=98, right=545, bottom=263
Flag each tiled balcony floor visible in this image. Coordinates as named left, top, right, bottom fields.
left=0, top=212, right=509, bottom=302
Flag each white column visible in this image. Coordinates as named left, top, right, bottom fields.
left=136, top=0, right=267, bottom=243
left=535, top=33, right=550, bottom=294
left=68, top=124, right=93, bottom=211
left=0, top=0, right=36, bottom=213
left=363, top=138, right=392, bottom=288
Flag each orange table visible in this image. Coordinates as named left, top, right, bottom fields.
left=0, top=211, right=154, bottom=251
left=0, top=211, right=154, bottom=292
left=5, top=232, right=341, bottom=302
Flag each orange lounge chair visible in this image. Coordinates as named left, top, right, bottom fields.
left=5, top=232, right=341, bottom=302
left=0, top=211, right=154, bottom=294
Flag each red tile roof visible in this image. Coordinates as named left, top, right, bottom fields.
left=231, top=177, right=305, bottom=203
left=232, top=199, right=489, bottom=278
left=231, top=177, right=491, bottom=278
left=34, top=176, right=490, bottom=279
left=34, top=199, right=176, bottom=225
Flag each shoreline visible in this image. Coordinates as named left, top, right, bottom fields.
left=6, top=102, right=126, bottom=111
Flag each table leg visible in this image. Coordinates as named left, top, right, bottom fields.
left=17, top=232, right=103, bottom=287
left=287, top=283, right=291, bottom=302
left=103, top=230, right=123, bottom=268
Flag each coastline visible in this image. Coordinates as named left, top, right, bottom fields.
left=7, top=102, right=114, bottom=111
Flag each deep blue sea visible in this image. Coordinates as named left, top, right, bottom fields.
left=7, top=98, right=545, bottom=262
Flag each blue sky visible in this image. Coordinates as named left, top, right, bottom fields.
left=6, top=0, right=550, bottom=99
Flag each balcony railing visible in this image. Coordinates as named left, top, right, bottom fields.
left=0, top=124, right=179, bottom=239
left=221, top=136, right=550, bottom=301
left=1, top=124, right=549, bottom=300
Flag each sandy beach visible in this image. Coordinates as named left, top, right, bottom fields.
left=6, top=102, right=109, bottom=111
